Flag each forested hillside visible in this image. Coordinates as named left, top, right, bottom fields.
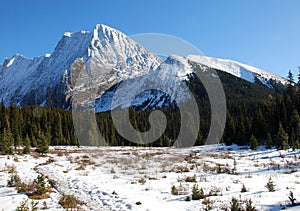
left=0, top=68, right=299, bottom=154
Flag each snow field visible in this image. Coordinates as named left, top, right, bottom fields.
left=0, top=145, right=299, bottom=210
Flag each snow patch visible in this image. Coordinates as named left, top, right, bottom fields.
left=64, top=32, right=72, bottom=37
left=5, top=57, right=15, bottom=67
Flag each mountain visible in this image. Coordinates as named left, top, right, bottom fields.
left=0, top=24, right=287, bottom=111
left=0, top=24, right=162, bottom=107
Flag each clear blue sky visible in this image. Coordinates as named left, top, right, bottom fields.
left=1, top=0, right=299, bottom=78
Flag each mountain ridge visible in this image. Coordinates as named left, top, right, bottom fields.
left=0, top=24, right=288, bottom=110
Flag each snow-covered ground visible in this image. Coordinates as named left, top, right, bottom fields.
left=0, top=145, right=300, bottom=210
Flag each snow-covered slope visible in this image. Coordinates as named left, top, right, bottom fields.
left=94, top=54, right=193, bottom=112
left=187, top=55, right=287, bottom=86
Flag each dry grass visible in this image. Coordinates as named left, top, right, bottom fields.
left=75, top=164, right=86, bottom=170
left=58, top=193, right=84, bottom=209
left=6, top=165, right=17, bottom=173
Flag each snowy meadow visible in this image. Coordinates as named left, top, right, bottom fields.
left=0, top=145, right=300, bottom=210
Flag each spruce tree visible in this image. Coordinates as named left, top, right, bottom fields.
left=288, top=70, right=294, bottom=86
left=36, top=132, right=49, bottom=154
left=23, top=134, right=31, bottom=154
left=266, top=133, right=273, bottom=149
left=0, top=128, right=13, bottom=154
left=51, top=112, right=63, bottom=145
left=289, top=109, right=300, bottom=148
left=276, top=122, right=288, bottom=150
left=36, top=174, right=46, bottom=195
left=249, top=134, right=258, bottom=150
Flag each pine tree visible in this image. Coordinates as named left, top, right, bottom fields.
left=276, top=122, right=288, bottom=150
left=266, top=133, right=273, bottom=149
left=36, top=174, right=46, bottom=195
left=265, top=176, right=276, bottom=192
left=0, top=128, right=13, bottom=154
left=23, top=134, right=31, bottom=154
left=241, top=183, right=247, bottom=192
left=36, top=132, right=49, bottom=154
left=51, top=112, right=63, bottom=146
left=225, top=112, right=236, bottom=145
left=288, top=70, right=294, bottom=86
left=249, top=134, right=258, bottom=150
left=289, top=109, right=300, bottom=149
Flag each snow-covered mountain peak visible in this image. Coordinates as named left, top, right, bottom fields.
left=94, top=24, right=127, bottom=44
left=163, top=55, right=192, bottom=78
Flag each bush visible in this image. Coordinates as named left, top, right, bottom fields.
left=59, top=194, right=82, bottom=209
left=171, top=185, right=178, bottom=195
left=185, top=174, right=197, bottom=182
left=245, top=199, right=257, bottom=211
left=138, top=177, right=146, bottom=185
left=171, top=184, right=188, bottom=195
left=16, top=199, right=29, bottom=211
left=202, top=198, right=213, bottom=210
left=230, top=197, right=242, bottom=211
left=288, top=191, right=297, bottom=206
left=7, top=173, right=21, bottom=187
left=16, top=199, right=39, bottom=211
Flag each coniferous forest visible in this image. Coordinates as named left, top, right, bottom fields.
left=0, top=67, right=299, bottom=154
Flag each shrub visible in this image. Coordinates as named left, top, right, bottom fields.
left=138, top=178, right=146, bottom=185
left=217, top=164, right=222, bottom=174
left=232, top=158, right=238, bottom=175
left=42, top=201, right=48, bottom=209
left=171, top=185, right=178, bottom=195
left=245, top=199, right=257, bottom=211
left=7, top=165, right=17, bottom=173
left=208, top=186, right=221, bottom=196
left=230, top=197, right=242, bottom=211
left=7, top=173, right=21, bottom=187
left=241, top=184, right=247, bottom=192
left=185, top=174, right=197, bottom=182
left=31, top=201, right=39, bottom=211
left=110, top=167, right=116, bottom=174
left=202, top=198, right=213, bottom=210
left=16, top=199, right=29, bottom=211
left=171, top=184, right=188, bottom=195
left=59, top=194, right=82, bottom=209
left=192, top=184, right=205, bottom=200
left=288, top=191, right=297, bottom=206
